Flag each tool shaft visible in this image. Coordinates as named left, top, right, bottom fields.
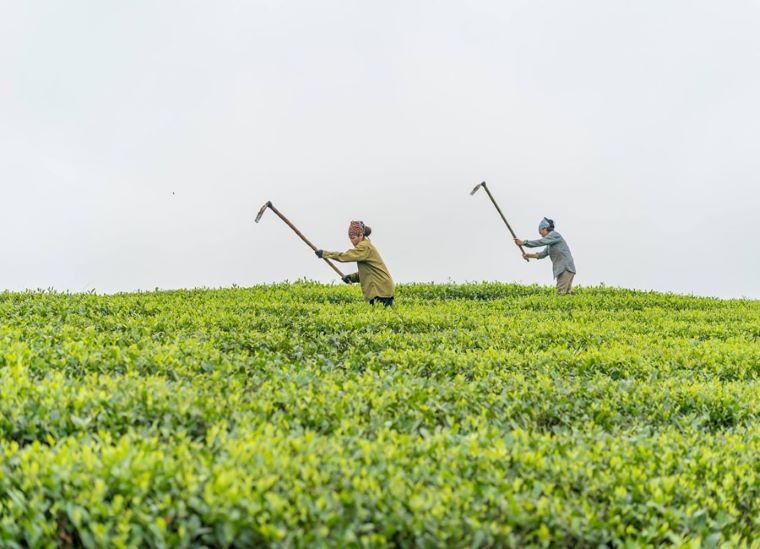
left=265, top=203, right=346, bottom=278
left=476, top=183, right=529, bottom=261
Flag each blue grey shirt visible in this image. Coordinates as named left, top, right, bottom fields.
left=523, top=231, right=576, bottom=278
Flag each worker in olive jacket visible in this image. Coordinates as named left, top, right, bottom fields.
left=316, top=221, right=395, bottom=306
left=515, top=217, right=576, bottom=295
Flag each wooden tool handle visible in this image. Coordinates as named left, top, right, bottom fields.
left=266, top=203, right=347, bottom=278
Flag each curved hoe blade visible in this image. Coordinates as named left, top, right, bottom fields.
left=255, top=201, right=272, bottom=223
left=470, top=181, right=486, bottom=196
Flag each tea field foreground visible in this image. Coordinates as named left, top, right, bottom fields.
left=0, top=283, right=758, bottom=547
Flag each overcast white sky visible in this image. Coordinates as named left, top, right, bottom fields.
left=1, top=1, right=758, bottom=298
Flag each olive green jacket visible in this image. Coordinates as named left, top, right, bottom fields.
left=323, top=239, right=395, bottom=301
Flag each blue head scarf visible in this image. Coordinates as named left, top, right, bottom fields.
left=539, top=217, right=554, bottom=231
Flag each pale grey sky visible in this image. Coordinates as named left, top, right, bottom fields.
left=1, top=1, right=758, bottom=298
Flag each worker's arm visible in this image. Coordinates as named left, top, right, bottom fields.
left=322, top=242, right=371, bottom=263
left=522, top=232, right=562, bottom=248
left=522, top=249, right=548, bottom=260
left=342, top=272, right=360, bottom=284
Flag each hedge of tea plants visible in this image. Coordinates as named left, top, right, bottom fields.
left=0, top=283, right=758, bottom=547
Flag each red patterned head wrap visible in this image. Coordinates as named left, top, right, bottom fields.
left=348, top=221, right=365, bottom=238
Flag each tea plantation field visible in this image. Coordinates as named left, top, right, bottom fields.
left=0, top=283, right=758, bottom=547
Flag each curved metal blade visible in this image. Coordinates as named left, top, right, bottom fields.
left=470, top=181, right=486, bottom=196
left=255, top=201, right=272, bottom=223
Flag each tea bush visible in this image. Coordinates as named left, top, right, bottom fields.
left=0, top=283, right=758, bottom=547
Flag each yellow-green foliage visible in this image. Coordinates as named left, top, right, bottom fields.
left=0, top=283, right=758, bottom=547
